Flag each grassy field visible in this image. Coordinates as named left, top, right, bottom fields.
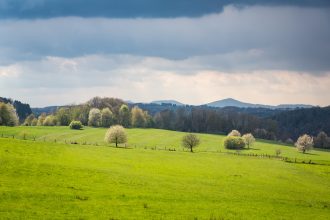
left=0, top=126, right=330, bottom=219
left=1, top=126, right=330, bottom=164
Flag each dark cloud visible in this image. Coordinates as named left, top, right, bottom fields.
left=0, top=0, right=329, bottom=19
left=1, top=6, right=329, bottom=72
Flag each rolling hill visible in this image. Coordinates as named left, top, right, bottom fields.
left=0, top=126, right=329, bottom=219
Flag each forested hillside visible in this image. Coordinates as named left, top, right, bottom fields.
left=2, top=96, right=330, bottom=148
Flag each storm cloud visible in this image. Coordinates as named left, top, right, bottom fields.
left=0, top=2, right=329, bottom=106
left=1, top=0, right=329, bottom=19
left=1, top=6, right=330, bottom=72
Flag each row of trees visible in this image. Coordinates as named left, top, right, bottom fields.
left=24, top=104, right=152, bottom=129
left=152, top=107, right=277, bottom=139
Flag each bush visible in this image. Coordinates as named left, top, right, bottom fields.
left=224, top=136, right=245, bottom=149
left=69, top=121, right=83, bottom=130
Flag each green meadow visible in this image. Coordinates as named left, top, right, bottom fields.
left=0, top=126, right=330, bottom=219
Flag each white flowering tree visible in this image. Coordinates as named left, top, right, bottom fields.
left=104, top=125, right=127, bottom=147
left=295, top=134, right=313, bottom=153
left=227, top=130, right=241, bottom=137
left=242, top=133, right=255, bottom=149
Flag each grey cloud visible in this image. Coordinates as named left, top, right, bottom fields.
left=1, top=0, right=329, bottom=19
left=1, top=6, right=329, bottom=72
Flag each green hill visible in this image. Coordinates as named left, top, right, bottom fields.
left=1, top=126, right=329, bottom=163
left=0, top=126, right=330, bottom=219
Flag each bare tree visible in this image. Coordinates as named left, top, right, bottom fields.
left=182, top=134, right=200, bottom=152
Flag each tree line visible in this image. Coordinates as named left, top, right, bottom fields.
left=1, top=96, right=330, bottom=150
left=22, top=97, right=153, bottom=128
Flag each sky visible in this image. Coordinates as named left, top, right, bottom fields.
left=0, top=0, right=329, bottom=107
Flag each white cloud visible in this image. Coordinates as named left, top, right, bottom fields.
left=1, top=54, right=329, bottom=107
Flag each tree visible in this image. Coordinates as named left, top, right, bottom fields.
left=13, top=100, right=32, bottom=122
left=295, top=134, right=313, bottom=153
left=227, top=130, right=241, bottom=137
left=285, top=138, right=294, bottom=145
left=56, top=108, right=71, bottom=126
left=43, top=115, right=57, bottom=126
left=104, top=125, right=127, bottom=147
left=69, top=121, right=83, bottom=130
left=314, top=131, right=330, bottom=149
left=131, top=106, right=146, bottom=128
left=242, top=133, right=255, bottom=149
left=24, top=114, right=35, bottom=126
left=119, top=104, right=130, bottom=127
left=88, top=108, right=101, bottom=127
left=224, top=136, right=245, bottom=149
left=37, top=113, right=46, bottom=126
left=253, top=128, right=268, bottom=139
left=182, top=134, right=200, bottom=152
left=0, top=102, right=19, bottom=126
left=101, top=108, right=114, bottom=127
left=31, top=118, right=38, bottom=126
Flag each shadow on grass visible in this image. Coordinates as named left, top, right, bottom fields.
left=243, top=147, right=260, bottom=151
left=301, top=152, right=318, bottom=156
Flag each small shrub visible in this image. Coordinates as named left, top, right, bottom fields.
left=224, top=136, right=245, bottom=149
left=69, top=121, right=83, bottom=130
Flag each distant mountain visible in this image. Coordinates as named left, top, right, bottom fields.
left=206, top=98, right=314, bottom=109
left=151, top=100, right=184, bottom=106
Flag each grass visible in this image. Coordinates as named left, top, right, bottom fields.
left=0, top=126, right=330, bottom=219
left=1, top=126, right=330, bottom=164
